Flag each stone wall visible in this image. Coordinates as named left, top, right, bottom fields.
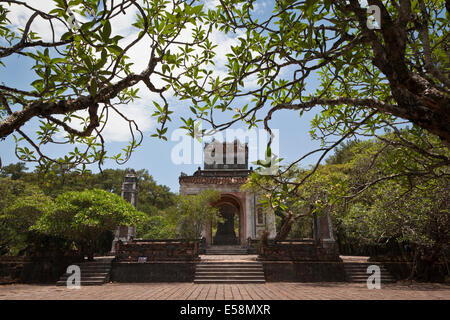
left=258, top=242, right=341, bottom=262
left=263, top=261, right=346, bottom=282
left=0, top=256, right=83, bottom=284
left=256, top=242, right=345, bottom=282
left=111, top=261, right=197, bottom=282
left=115, top=240, right=200, bottom=262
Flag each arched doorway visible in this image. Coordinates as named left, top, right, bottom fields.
left=213, top=203, right=238, bottom=245
left=212, top=195, right=242, bottom=245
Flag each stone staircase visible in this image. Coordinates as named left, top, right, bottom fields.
left=56, top=257, right=114, bottom=286
left=344, top=262, right=396, bottom=283
left=205, top=245, right=248, bottom=255
left=194, top=261, right=266, bottom=284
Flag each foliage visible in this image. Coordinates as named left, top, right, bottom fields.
left=174, top=1, right=450, bottom=233
left=0, top=162, right=28, bottom=180
left=0, top=164, right=175, bottom=253
left=331, top=130, right=450, bottom=278
left=244, top=127, right=449, bottom=273
left=136, top=214, right=177, bottom=239
left=172, top=0, right=449, bottom=143
left=0, top=178, right=53, bottom=255
left=0, top=0, right=215, bottom=171
left=169, top=189, right=222, bottom=239
left=33, top=189, right=147, bottom=258
left=1, top=1, right=449, bottom=176
left=0, top=164, right=175, bottom=215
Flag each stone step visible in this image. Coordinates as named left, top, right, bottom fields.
left=196, top=268, right=262, bottom=272
left=196, top=271, right=264, bottom=275
left=344, top=264, right=389, bottom=267
left=344, top=265, right=390, bottom=270
left=73, top=268, right=111, bottom=272
left=343, top=262, right=396, bottom=283
left=347, top=274, right=393, bottom=278
left=205, top=252, right=248, bottom=255
left=60, top=272, right=110, bottom=277
left=343, top=268, right=391, bottom=272
left=344, top=269, right=391, bottom=274
left=206, top=248, right=248, bottom=250
left=196, top=274, right=264, bottom=278
left=207, top=246, right=246, bottom=249
left=72, top=263, right=112, bottom=267
left=194, top=260, right=265, bottom=284
left=75, top=262, right=112, bottom=265
left=197, top=262, right=261, bottom=265
left=197, top=262, right=260, bottom=265
left=346, top=279, right=396, bottom=283
left=194, top=279, right=265, bottom=284
left=344, top=272, right=393, bottom=276
left=204, top=252, right=250, bottom=254
left=58, top=275, right=109, bottom=280
left=195, top=274, right=265, bottom=279
left=347, top=274, right=395, bottom=279
left=56, top=259, right=112, bottom=286
left=197, top=266, right=262, bottom=271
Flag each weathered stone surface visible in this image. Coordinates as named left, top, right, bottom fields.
left=258, top=242, right=341, bottom=262
left=0, top=256, right=83, bottom=284
left=111, top=261, right=197, bottom=282
left=263, top=261, right=347, bottom=282
left=115, top=240, right=200, bottom=262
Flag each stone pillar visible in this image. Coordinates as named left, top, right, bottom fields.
left=111, top=169, right=138, bottom=253
left=313, top=211, right=335, bottom=248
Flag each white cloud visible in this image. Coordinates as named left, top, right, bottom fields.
left=204, top=0, right=221, bottom=10
left=101, top=103, right=156, bottom=142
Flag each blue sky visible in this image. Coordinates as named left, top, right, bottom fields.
left=0, top=0, right=327, bottom=192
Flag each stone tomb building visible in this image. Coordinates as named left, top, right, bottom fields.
left=179, top=140, right=276, bottom=246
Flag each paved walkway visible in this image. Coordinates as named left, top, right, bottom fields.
left=0, top=282, right=449, bottom=300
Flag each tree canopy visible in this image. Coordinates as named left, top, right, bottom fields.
left=0, top=0, right=215, bottom=170
left=0, top=1, right=448, bottom=172
left=0, top=164, right=175, bottom=213
left=243, top=130, right=449, bottom=278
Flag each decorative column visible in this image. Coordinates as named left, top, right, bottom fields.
left=111, top=169, right=138, bottom=253
left=313, top=211, right=335, bottom=249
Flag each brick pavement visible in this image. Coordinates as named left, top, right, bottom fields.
left=0, top=282, right=449, bottom=300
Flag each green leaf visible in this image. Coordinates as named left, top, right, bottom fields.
left=102, top=20, right=112, bottom=42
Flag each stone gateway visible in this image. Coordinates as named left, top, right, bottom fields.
left=179, top=139, right=276, bottom=246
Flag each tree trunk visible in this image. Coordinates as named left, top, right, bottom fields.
left=274, top=215, right=295, bottom=242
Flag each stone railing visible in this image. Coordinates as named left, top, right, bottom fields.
left=115, top=239, right=201, bottom=262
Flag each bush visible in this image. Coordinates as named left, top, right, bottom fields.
left=34, top=189, right=147, bottom=259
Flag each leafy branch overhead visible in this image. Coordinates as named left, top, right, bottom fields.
left=0, top=0, right=214, bottom=171
left=0, top=1, right=448, bottom=189
left=173, top=0, right=449, bottom=144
